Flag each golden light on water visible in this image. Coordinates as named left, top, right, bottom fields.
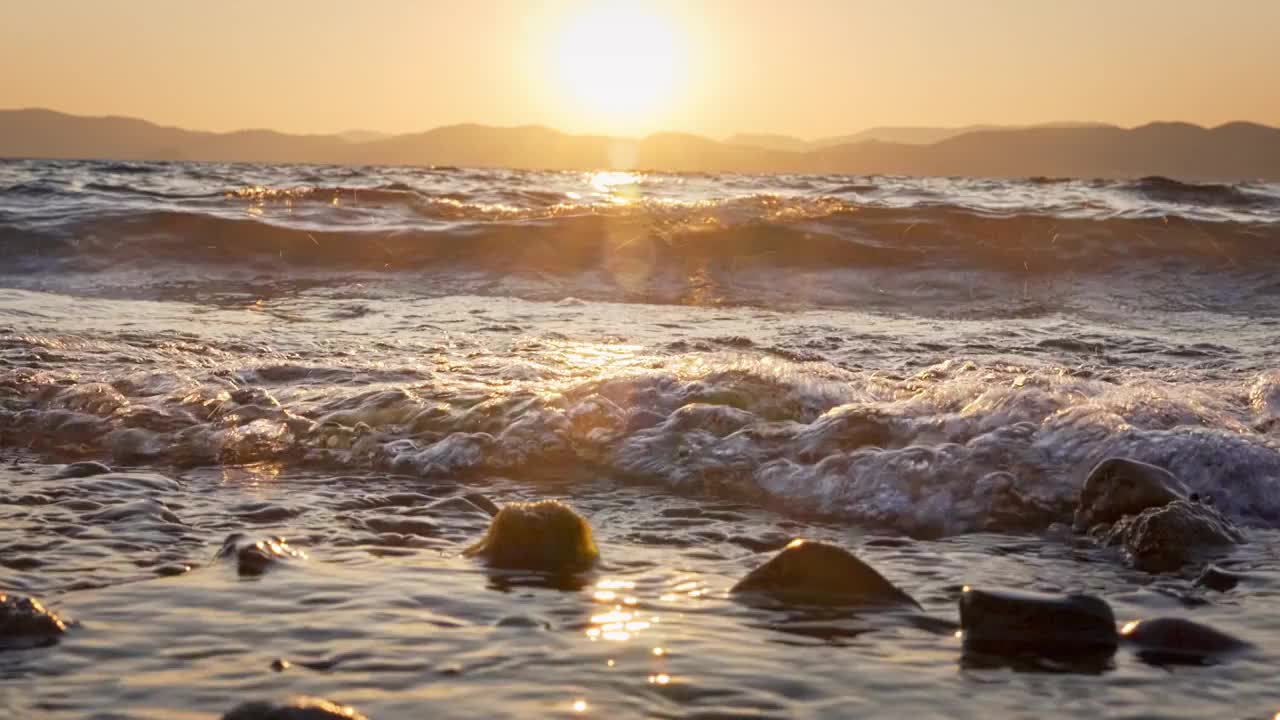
left=572, top=699, right=588, bottom=713
left=1120, top=620, right=1141, bottom=636
left=587, top=606, right=652, bottom=642
left=584, top=577, right=685, bottom=693
left=589, top=171, right=643, bottom=205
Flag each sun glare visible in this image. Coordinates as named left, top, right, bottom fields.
left=552, top=2, right=685, bottom=129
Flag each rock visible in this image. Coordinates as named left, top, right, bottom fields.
left=1194, top=565, right=1241, bottom=592
left=222, top=696, right=368, bottom=720
left=1120, top=617, right=1250, bottom=664
left=958, top=587, right=1118, bottom=659
left=0, top=593, right=68, bottom=643
left=1102, top=500, right=1243, bottom=572
left=52, top=460, right=113, bottom=479
left=1074, top=458, right=1187, bottom=532
left=730, top=539, right=920, bottom=608
left=464, top=500, right=598, bottom=572
left=216, top=533, right=307, bottom=576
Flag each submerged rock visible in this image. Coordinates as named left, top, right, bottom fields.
left=1074, top=458, right=1187, bottom=532
left=730, top=539, right=920, bottom=608
left=216, top=533, right=308, bottom=576
left=1120, top=617, right=1251, bottom=664
left=465, top=500, right=598, bottom=572
left=52, top=460, right=113, bottom=479
left=222, top=696, right=368, bottom=720
left=0, top=593, right=68, bottom=643
left=958, top=587, right=1118, bottom=659
left=1194, top=564, right=1241, bottom=592
left=1102, top=500, right=1243, bottom=572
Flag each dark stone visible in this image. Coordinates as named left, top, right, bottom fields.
left=958, top=587, right=1118, bottom=659
left=0, top=593, right=68, bottom=643
left=222, top=696, right=368, bottom=720
left=1074, top=458, right=1186, bottom=532
left=52, top=461, right=113, bottom=479
left=730, top=539, right=920, bottom=608
left=216, top=533, right=307, bottom=576
left=1194, top=564, right=1241, bottom=592
left=1102, top=500, right=1243, bottom=572
left=464, top=500, right=598, bottom=572
left=1120, top=617, right=1250, bottom=665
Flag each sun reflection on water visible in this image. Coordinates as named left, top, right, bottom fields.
left=589, top=171, right=642, bottom=206
left=583, top=577, right=691, bottom=695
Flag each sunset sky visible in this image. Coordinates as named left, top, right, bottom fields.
left=3, top=0, right=1278, bottom=139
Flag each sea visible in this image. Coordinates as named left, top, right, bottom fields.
left=2, top=158, right=1280, bottom=718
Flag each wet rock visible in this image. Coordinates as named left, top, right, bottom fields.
left=1102, top=500, right=1243, bottom=572
left=222, top=696, right=368, bottom=720
left=1074, top=458, right=1187, bottom=532
left=1194, top=564, right=1241, bottom=592
left=465, top=500, right=598, bottom=572
left=0, top=594, right=68, bottom=645
left=958, top=587, right=1118, bottom=659
left=52, top=460, right=113, bottom=479
left=730, top=539, right=920, bottom=608
left=216, top=533, right=307, bottom=576
left=1120, top=617, right=1250, bottom=664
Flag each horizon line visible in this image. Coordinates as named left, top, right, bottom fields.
left=5, top=106, right=1279, bottom=145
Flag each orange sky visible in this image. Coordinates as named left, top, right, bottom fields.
left=3, top=0, right=1278, bottom=138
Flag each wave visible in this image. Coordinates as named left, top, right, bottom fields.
left=1, top=196, right=1277, bottom=276
left=1128, top=176, right=1278, bottom=210
left=3, top=352, right=1279, bottom=537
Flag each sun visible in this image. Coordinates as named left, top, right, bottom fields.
left=552, top=3, right=685, bottom=130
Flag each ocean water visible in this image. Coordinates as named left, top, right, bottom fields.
left=2, top=158, right=1280, bottom=718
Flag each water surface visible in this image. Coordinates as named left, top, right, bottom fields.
left=2, top=159, right=1279, bottom=718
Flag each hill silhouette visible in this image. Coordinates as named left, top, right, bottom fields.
left=2, top=108, right=1278, bottom=181
left=727, top=122, right=1113, bottom=150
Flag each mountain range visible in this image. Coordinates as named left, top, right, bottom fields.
left=725, top=122, right=1113, bottom=151
left=2, top=108, right=1279, bottom=181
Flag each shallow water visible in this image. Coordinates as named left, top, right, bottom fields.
left=2, top=160, right=1280, bottom=718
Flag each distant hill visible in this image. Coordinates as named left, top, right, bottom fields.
left=1, top=108, right=1278, bottom=181
left=337, top=130, right=392, bottom=144
left=728, top=122, right=1115, bottom=150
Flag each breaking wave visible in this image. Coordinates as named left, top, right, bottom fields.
left=1, top=160, right=1278, bottom=282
